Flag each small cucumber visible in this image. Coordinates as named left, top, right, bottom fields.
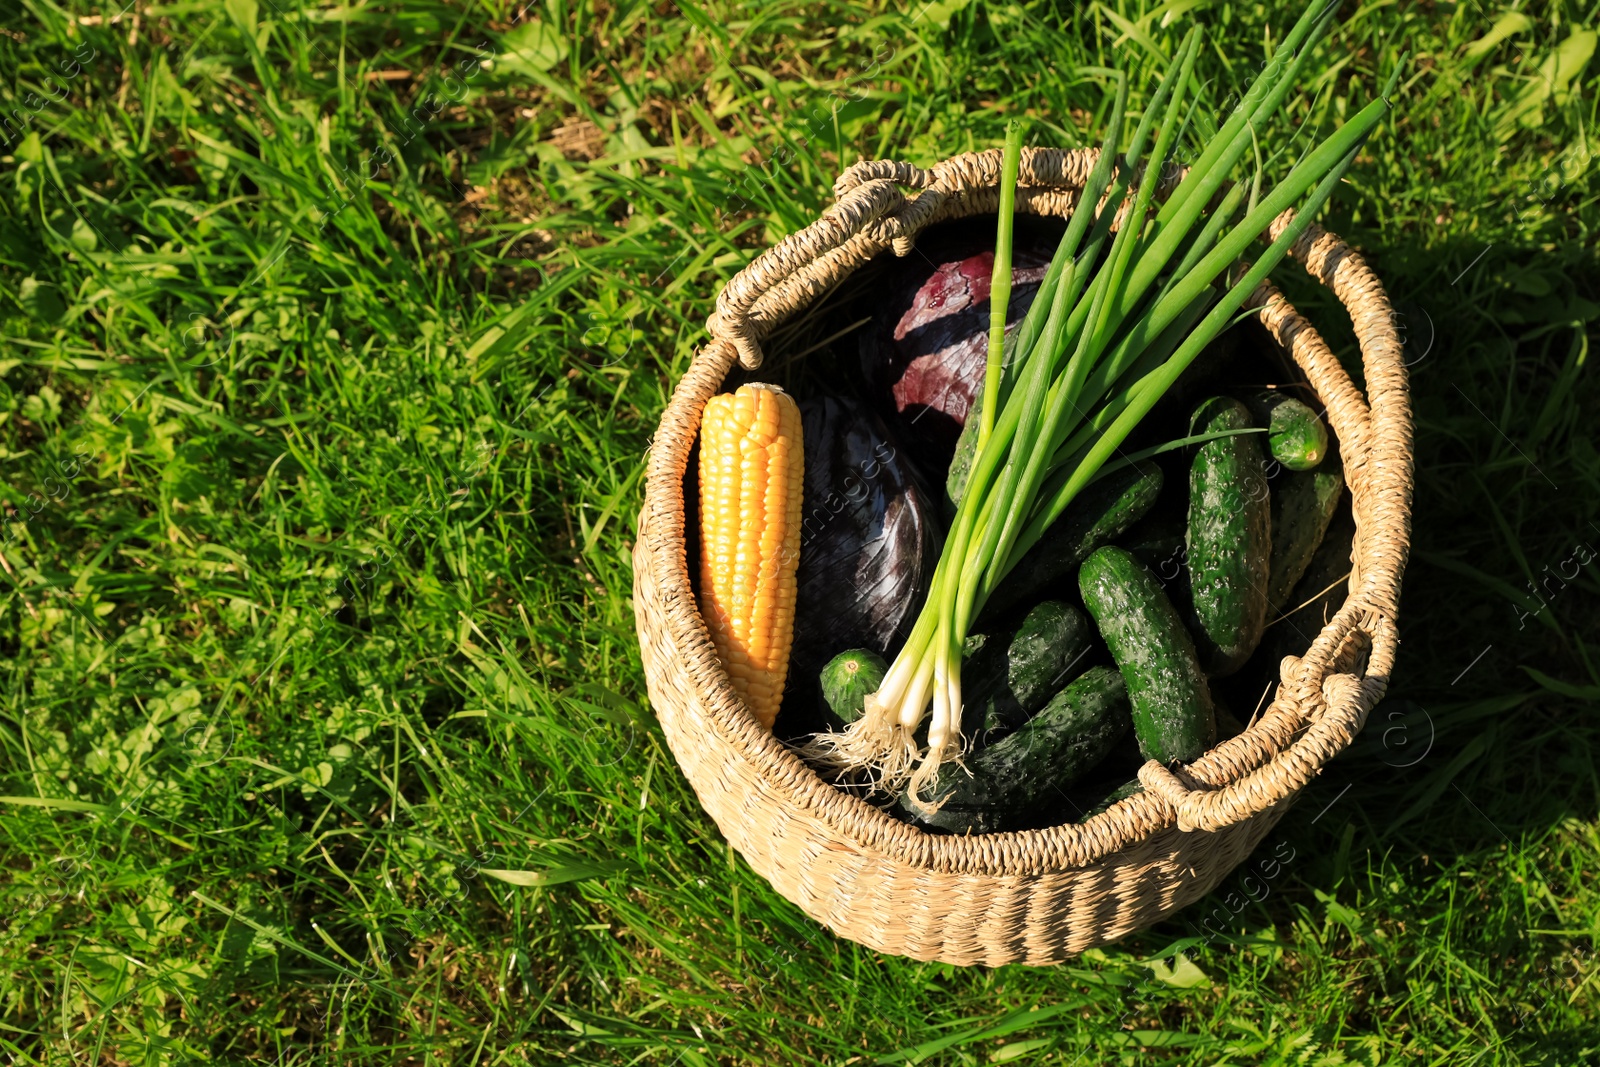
left=1248, top=390, right=1329, bottom=471
left=964, top=600, right=1095, bottom=744
left=1079, top=546, right=1216, bottom=764
left=818, top=649, right=888, bottom=728
left=1267, top=466, right=1344, bottom=612
left=898, top=667, right=1130, bottom=834
left=1187, top=397, right=1271, bottom=677
left=982, top=461, right=1164, bottom=621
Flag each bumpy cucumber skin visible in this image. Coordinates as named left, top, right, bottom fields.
left=982, top=461, right=1164, bottom=621
left=898, top=667, right=1129, bottom=834
left=818, top=649, right=888, bottom=728
left=1079, top=546, right=1216, bottom=764
left=1267, top=467, right=1344, bottom=612
left=1250, top=391, right=1329, bottom=471
left=966, top=600, right=1095, bottom=743
left=1187, top=397, right=1271, bottom=677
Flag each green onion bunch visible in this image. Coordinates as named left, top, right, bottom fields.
left=807, top=1, right=1401, bottom=801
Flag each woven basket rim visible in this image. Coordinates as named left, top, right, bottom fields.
left=635, top=146, right=1413, bottom=878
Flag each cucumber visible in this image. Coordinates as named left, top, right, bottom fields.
left=1187, top=397, right=1271, bottom=677
left=1248, top=390, right=1329, bottom=471
left=818, top=649, right=888, bottom=728
left=982, top=461, right=1164, bottom=621
left=1079, top=546, right=1215, bottom=764
left=897, top=667, right=1130, bottom=834
left=963, top=600, right=1095, bottom=744
left=1257, top=508, right=1355, bottom=672
left=1267, top=466, right=1344, bottom=612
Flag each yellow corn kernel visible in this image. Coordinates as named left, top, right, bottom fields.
left=697, top=383, right=803, bottom=731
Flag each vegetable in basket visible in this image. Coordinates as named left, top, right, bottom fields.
left=1248, top=389, right=1329, bottom=471
left=897, top=667, right=1131, bottom=834
left=1267, top=464, right=1344, bottom=612
left=1258, top=506, right=1357, bottom=674
left=696, top=383, right=804, bottom=731
left=819, top=649, right=888, bottom=729
left=821, top=599, right=1092, bottom=743
left=864, top=229, right=1058, bottom=462
left=1079, top=546, right=1215, bottom=763
left=1185, top=396, right=1272, bottom=677
left=964, top=599, right=1097, bottom=743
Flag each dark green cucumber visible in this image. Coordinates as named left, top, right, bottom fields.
left=818, top=649, right=887, bottom=728
left=1077, top=777, right=1144, bottom=822
left=1079, top=546, right=1215, bottom=763
left=1258, top=509, right=1355, bottom=672
left=982, top=461, right=1164, bottom=621
left=1267, top=466, right=1344, bottom=612
left=963, top=600, right=1095, bottom=744
left=1187, top=397, right=1271, bottom=677
left=1248, top=390, right=1329, bottom=471
left=897, top=667, right=1129, bottom=834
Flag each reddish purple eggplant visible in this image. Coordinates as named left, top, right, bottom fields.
left=780, top=395, right=941, bottom=737
left=862, top=220, right=1061, bottom=463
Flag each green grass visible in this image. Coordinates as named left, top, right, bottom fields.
left=1, top=0, right=1597, bottom=1063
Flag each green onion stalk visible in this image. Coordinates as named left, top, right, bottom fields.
left=805, top=0, right=1402, bottom=802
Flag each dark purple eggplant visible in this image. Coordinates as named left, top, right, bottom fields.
left=861, top=221, right=1061, bottom=465
left=780, top=395, right=941, bottom=739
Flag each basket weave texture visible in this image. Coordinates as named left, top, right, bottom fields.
left=632, top=147, right=1413, bottom=965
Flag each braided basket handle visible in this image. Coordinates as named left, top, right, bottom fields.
left=709, top=177, right=904, bottom=369
left=1138, top=609, right=1396, bottom=832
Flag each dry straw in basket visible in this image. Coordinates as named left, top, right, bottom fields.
left=632, top=146, right=1412, bottom=966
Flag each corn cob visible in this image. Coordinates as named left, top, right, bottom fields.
left=697, top=383, right=804, bottom=731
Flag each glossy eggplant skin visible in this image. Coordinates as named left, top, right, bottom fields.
left=780, top=395, right=941, bottom=738
left=861, top=222, right=1060, bottom=464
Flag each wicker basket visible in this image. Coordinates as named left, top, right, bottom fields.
left=632, top=148, right=1412, bottom=966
